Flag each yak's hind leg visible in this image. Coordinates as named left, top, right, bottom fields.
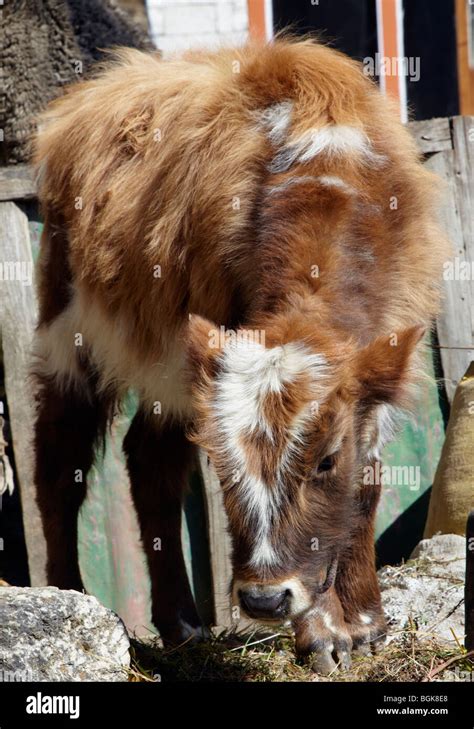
left=335, top=474, right=388, bottom=654
left=123, top=410, right=204, bottom=646
left=34, top=376, right=107, bottom=590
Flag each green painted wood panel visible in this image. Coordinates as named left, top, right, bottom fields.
left=376, top=344, right=446, bottom=562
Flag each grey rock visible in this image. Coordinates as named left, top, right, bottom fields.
left=0, top=587, right=130, bottom=681
left=411, top=534, right=465, bottom=577
left=378, top=534, right=465, bottom=646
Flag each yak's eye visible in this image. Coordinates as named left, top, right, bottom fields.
left=314, top=453, right=337, bottom=476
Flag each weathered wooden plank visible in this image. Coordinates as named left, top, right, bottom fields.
left=198, top=449, right=234, bottom=628
left=197, top=451, right=256, bottom=631
left=407, top=117, right=453, bottom=155
left=425, top=116, right=474, bottom=403
left=451, top=117, right=473, bottom=244
left=0, top=202, right=46, bottom=584
left=0, top=165, right=36, bottom=202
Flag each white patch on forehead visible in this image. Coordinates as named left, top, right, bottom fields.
left=359, top=613, right=372, bottom=625
left=215, top=339, right=327, bottom=438
left=214, top=339, right=328, bottom=570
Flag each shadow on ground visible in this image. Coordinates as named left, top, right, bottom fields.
left=129, top=629, right=304, bottom=682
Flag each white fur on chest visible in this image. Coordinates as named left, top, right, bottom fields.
left=34, top=288, right=193, bottom=421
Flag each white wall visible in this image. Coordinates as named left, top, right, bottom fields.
left=146, top=0, right=249, bottom=55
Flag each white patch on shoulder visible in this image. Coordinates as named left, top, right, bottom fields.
left=316, top=175, right=356, bottom=194
left=214, top=339, right=328, bottom=570
left=257, top=100, right=293, bottom=146
left=270, top=125, right=386, bottom=172
left=296, top=125, right=383, bottom=162
left=266, top=175, right=318, bottom=197
left=359, top=613, right=372, bottom=625
left=266, top=174, right=357, bottom=200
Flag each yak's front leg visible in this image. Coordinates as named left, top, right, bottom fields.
left=335, top=475, right=388, bottom=654
left=293, top=586, right=353, bottom=675
left=123, top=411, right=204, bottom=647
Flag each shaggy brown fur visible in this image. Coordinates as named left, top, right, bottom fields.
left=32, top=39, right=448, bottom=670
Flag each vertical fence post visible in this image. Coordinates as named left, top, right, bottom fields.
left=0, top=201, right=47, bottom=585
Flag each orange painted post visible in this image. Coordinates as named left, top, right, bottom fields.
left=247, top=0, right=272, bottom=42
left=376, top=0, right=408, bottom=122
left=455, top=0, right=474, bottom=114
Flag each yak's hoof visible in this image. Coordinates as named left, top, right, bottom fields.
left=302, top=636, right=353, bottom=675
left=346, top=612, right=388, bottom=656
left=294, top=588, right=353, bottom=675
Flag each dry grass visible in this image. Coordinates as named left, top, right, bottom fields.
left=127, top=624, right=473, bottom=683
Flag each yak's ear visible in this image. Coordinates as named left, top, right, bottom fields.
left=355, top=325, right=425, bottom=404
left=185, top=314, right=223, bottom=381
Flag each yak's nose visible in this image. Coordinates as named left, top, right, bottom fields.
left=239, top=588, right=291, bottom=619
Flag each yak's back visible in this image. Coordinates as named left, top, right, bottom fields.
left=34, top=40, right=447, bottom=336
